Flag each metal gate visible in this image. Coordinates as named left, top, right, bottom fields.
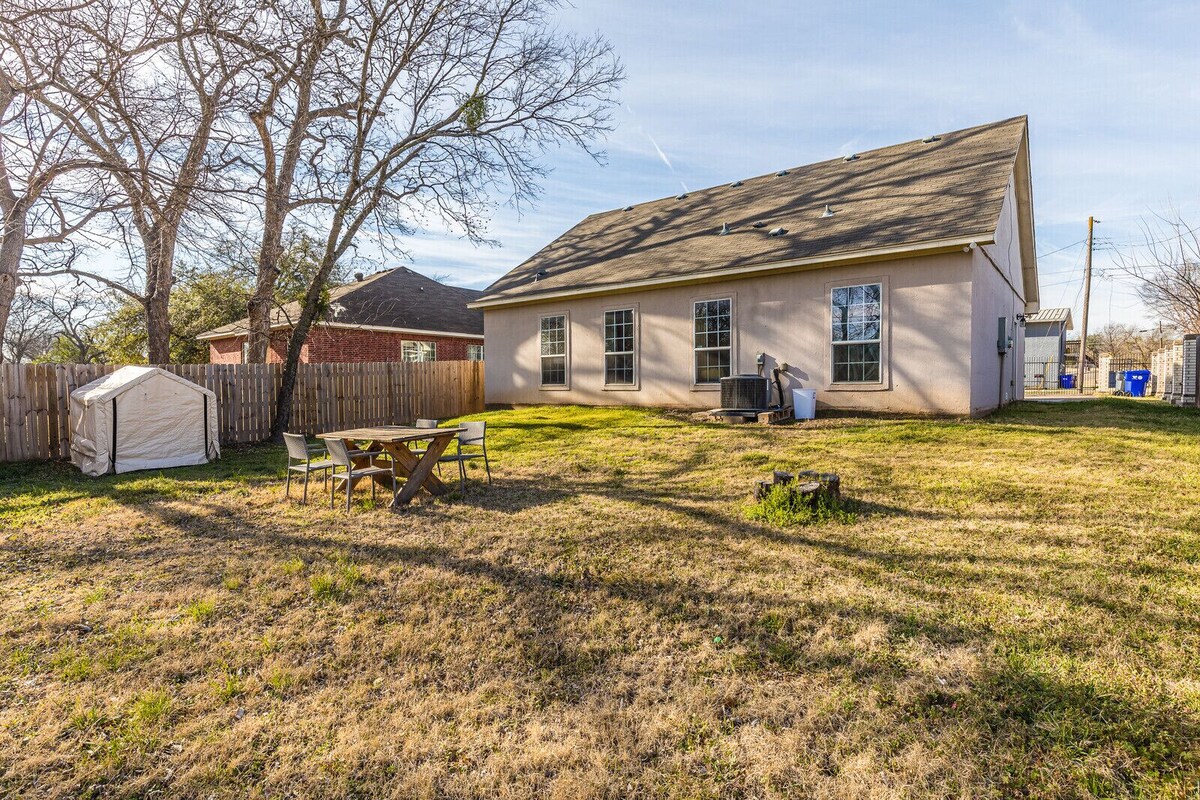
left=1024, top=358, right=1148, bottom=396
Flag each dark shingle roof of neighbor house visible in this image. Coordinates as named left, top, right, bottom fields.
left=475, top=116, right=1032, bottom=307
left=197, top=267, right=483, bottom=340
left=1024, top=307, right=1072, bottom=328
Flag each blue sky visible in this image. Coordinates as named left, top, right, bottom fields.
left=404, top=0, right=1200, bottom=330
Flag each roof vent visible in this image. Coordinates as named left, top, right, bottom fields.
left=768, top=227, right=787, bottom=237
left=717, top=223, right=730, bottom=236
left=534, top=269, right=548, bottom=282
left=676, top=193, right=687, bottom=200
left=843, top=153, right=858, bottom=162
left=922, top=134, right=940, bottom=143
left=354, top=272, right=364, bottom=282
left=775, top=170, right=789, bottom=177
left=751, top=220, right=766, bottom=228
left=622, top=205, right=633, bottom=211
left=821, top=204, right=834, bottom=218
left=729, top=180, right=743, bottom=188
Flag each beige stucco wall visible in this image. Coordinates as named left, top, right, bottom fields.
left=484, top=251, right=985, bottom=415
left=968, top=175, right=1028, bottom=415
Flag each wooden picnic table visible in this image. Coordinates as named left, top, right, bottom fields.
left=317, top=425, right=464, bottom=508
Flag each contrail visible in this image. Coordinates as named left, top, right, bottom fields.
left=627, top=104, right=684, bottom=191
left=646, top=132, right=673, bottom=171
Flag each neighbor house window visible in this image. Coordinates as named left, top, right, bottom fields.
left=540, top=315, right=567, bottom=386
left=467, top=344, right=484, bottom=361
left=402, top=340, right=437, bottom=362
left=240, top=341, right=250, bottom=364
left=604, top=308, right=635, bottom=385
left=831, top=283, right=882, bottom=382
left=694, top=298, right=732, bottom=384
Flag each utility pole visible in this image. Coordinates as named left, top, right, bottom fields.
left=1077, top=216, right=1095, bottom=393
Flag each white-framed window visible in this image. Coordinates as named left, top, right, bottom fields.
left=693, top=298, right=732, bottom=384
left=540, top=314, right=567, bottom=386
left=467, top=343, right=484, bottom=361
left=240, top=341, right=250, bottom=364
left=402, top=340, right=437, bottom=362
left=603, top=308, right=636, bottom=386
left=831, top=283, right=882, bottom=382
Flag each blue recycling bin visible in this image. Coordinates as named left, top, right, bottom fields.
left=1059, top=374, right=1075, bottom=389
left=1123, top=369, right=1150, bottom=397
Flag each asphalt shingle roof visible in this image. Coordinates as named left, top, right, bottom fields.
left=477, top=116, right=1029, bottom=305
left=199, top=267, right=483, bottom=340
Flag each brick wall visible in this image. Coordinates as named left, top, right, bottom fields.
left=207, top=326, right=482, bottom=364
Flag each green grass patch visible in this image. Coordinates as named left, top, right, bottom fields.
left=746, top=483, right=857, bottom=527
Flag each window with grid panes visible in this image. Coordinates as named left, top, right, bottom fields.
left=603, top=309, right=635, bottom=385
left=831, top=283, right=882, bottom=382
left=693, top=298, right=732, bottom=383
left=540, top=315, right=567, bottom=385
left=401, top=340, right=436, bottom=362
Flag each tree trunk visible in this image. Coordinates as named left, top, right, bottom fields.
left=143, top=227, right=175, bottom=364
left=271, top=247, right=338, bottom=440
left=0, top=205, right=27, bottom=364
left=246, top=203, right=284, bottom=363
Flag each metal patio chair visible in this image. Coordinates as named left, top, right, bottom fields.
left=410, top=418, right=439, bottom=456
left=283, top=432, right=334, bottom=503
left=326, top=437, right=398, bottom=511
left=438, top=420, right=491, bottom=490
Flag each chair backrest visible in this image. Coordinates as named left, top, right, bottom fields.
left=283, top=432, right=311, bottom=460
left=415, top=418, right=438, bottom=429
left=324, top=437, right=354, bottom=468
left=459, top=420, right=486, bottom=445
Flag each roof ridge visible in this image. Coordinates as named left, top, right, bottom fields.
left=601, top=116, right=1027, bottom=216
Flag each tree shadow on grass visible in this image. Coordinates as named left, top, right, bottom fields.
left=8, top=479, right=1200, bottom=796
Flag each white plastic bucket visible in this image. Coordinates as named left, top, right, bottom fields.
left=792, top=388, right=816, bottom=420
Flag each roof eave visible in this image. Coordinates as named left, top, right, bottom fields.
left=197, top=320, right=484, bottom=341
left=469, top=234, right=994, bottom=310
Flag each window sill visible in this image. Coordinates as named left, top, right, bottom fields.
left=539, top=385, right=571, bottom=391
left=602, top=384, right=640, bottom=391
left=691, top=384, right=721, bottom=392
left=824, top=381, right=888, bottom=392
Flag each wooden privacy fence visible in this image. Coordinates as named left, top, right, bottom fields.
left=0, top=360, right=485, bottom=463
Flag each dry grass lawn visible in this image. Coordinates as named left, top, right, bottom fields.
left=2, top=399, right=1200, bottom=798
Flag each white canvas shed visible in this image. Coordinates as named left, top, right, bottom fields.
left=69, top=366, right=220, bottom=477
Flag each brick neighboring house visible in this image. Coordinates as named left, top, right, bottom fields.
left=198, top=267, right=484, bottom=364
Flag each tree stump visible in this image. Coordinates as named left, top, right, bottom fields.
left=754, top=470, right=842, bottom=507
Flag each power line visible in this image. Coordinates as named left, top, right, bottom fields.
left=1037, top=238, right=1086, bottom=258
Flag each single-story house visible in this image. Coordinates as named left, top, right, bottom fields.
left=471, top=116, right=1040, bottom=416
left=1023, top=307, right=1072, bottom=389
left=199, top=267, right=484, bottom=364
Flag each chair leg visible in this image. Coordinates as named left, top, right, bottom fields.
left=483, top=446, right=492, bottom=483
left=329, top=476, right=335, bottom=509
left=459, top=459, right=466, bottom=491
left=285, top=468, right=292, bottom=498
left=302, top=470, right=309, bottom=503
left=346, top=479, right=352, bottom=512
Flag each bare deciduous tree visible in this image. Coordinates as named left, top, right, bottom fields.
left=8, top=0, right=259, bottom=362
left=0, top=15, right=118, bottom=362
left=266, top=0, right=622, bottom=436
left=234, top=0, right=355, bottom=362
left=1, top=282, right=52, bottom=361
left=1117, top=210, right=1200, bottom=333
